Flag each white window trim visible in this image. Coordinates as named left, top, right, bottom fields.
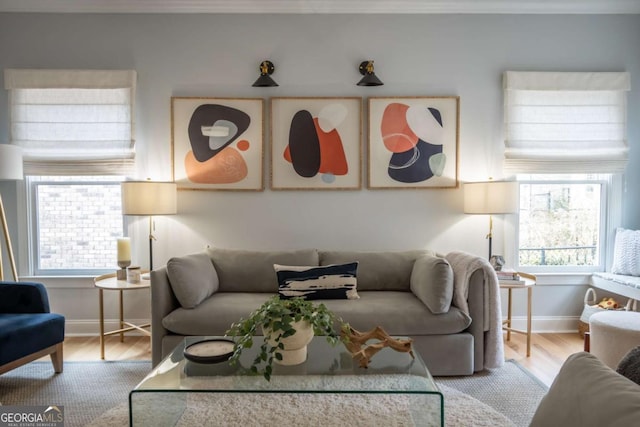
left=21, top=176, right=126, bottom=277
left=504, top=173, right=623, bottom=282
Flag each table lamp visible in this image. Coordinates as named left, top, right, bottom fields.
left=121, top=180, right=177, bottom=271
left=0, top=144, right=23, bottom=281
left=464, top=180, right=519, bottom=259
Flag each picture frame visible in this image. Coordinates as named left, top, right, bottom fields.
left=171, top=97, right=264, bottom=191
left=368, top=96, right=459, bottom=189
left=271, top=97, right=362, bottom=190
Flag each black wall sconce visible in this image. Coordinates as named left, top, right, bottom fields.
left=357, top=60, right=383, bottom=86
left=252, top=60, right=278, bottom=87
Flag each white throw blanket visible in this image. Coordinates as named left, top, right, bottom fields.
left=445, top=251, right=504, bottom=370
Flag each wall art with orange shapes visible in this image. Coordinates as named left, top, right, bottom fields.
left=172, top=97, right=264, bottom=191
left=368, top=97, right=459, bottom=189
left=271, top=97, right=362, bottom=190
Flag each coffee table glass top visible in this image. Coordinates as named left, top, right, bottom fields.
left=130, top=336, right=443, bottom=426
left=135, top=336, right=439, bottom=393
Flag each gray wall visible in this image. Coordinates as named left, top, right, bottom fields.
left=1, top=13, right=639, bottom=335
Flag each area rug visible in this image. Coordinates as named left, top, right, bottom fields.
left=438, top=361, right=548, bottom=426
left=0, top=360, right=546, bottom=427
left=90, top=384, right=511, bottom=427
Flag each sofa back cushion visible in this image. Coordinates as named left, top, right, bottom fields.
left=319, top=250, right=435, bottom=291
left=206, top=248, right=319, bottom=292
left=166, top=252, right=219, bottom=309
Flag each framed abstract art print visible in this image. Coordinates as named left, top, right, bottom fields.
left=271, top=97, right=362, bottom=190
left=171, top=97, right=264, bottom=191
left=368, top=96, right=459, bottom=189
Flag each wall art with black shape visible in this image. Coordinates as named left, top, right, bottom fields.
left=271, top=97, right=362, bottom=190
left=171, top=97, right=264, bottom=191
left=368, top=97, right=459, bottom=189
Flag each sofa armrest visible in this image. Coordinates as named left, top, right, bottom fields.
left=466, top=269, right=486, bottom=372
left=0, top=281, right=50, bottom=314
left=151, top=268, right=180, bottom=367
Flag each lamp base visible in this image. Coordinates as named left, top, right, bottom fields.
left=116, top=268, right=127, bottom=280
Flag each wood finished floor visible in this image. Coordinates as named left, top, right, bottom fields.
left=50, top=332, right=585, bottom=387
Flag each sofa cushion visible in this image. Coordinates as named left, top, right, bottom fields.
left=167, top=252, right=219, bottom=309
left=410, top=255, right=453, bottom=314
left=163, top=293, right=274, bottom=336
left=206, top=248, right=319, bottom=292
left=162, top=291, right=471, bottom=337
left=530, top=352, right=640, bottom=427
left=275, top=262, right=359, bottom=300
left=322, top=291, right=470, bottom=335
left=319, top=250, right=435, bottom=291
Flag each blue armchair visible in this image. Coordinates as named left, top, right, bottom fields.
left=0, top=281, right=65, bottom=375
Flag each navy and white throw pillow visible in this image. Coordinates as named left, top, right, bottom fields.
left=274, top=262, right=359, bottom=300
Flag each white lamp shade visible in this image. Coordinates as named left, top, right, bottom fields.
left=121, top=181, right=177, bottom=215
left=0, top=145, right=23, bottom=181
left=464, top=181, right=519, bottom=214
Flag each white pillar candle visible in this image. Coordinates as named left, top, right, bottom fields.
left=117, top=238, right=131, bottom=262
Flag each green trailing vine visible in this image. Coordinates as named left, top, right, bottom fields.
left=225, top=296, right=345, bottom=381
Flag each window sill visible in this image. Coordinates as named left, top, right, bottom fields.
left=18, top=275, right=96, bottom=289
left=519, top=272, right=593, bottom=286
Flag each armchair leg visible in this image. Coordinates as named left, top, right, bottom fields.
left=50, top=342, right=64, bottom=373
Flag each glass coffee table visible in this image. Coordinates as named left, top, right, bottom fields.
left=130, top=336, right=443, bottom=426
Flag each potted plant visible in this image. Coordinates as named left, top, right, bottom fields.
left=225, top=295, right=345, bottom=380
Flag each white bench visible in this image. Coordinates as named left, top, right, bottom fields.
left=591, top=272, right=640, bottom=302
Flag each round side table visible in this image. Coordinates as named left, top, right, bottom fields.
left=499, top=272, right=536, bottom=357
left=94, top=272, right=151, bottom=360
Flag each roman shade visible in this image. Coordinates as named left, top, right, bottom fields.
left=4, top=69, right=136, bottom=175
left=503, top=71, right=630, bottom=174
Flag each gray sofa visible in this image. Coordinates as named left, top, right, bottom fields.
left=151, top=248, right=490, bottom=376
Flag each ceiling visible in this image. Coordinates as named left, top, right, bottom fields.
left=1, top=0, right=640, bottom=14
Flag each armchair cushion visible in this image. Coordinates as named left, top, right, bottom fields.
left=530, top=352, right=640, bottom=427
left=616, top=345, right=640, bottom=385
left=0, top=281, right=50, bottom=313
left=0, top=313, right=65, bottom=365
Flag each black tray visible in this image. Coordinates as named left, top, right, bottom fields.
left=183, top=338, right=235, bottom=364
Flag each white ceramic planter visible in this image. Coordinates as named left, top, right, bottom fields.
left=264, top=320, right=314, bottom=366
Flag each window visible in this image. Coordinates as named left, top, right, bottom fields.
left=503, top=72, right=629, bottom=273
left=5, top=69, right=136, bottom=276
left=517, top=174, right=608, bottom=272
left=28, top=176, right=124, bottom=275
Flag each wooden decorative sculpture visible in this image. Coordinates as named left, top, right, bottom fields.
left=341, top=325, right=414, bottom=368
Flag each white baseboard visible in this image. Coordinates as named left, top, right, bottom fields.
left=64, top=319, right=150, bottom=336
left=506, top=316, right=580, bottom=333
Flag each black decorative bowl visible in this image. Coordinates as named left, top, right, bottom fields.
left=183, top=338, right=235, bottom=364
